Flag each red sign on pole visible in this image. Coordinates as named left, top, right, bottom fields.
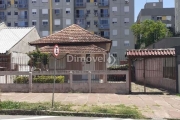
left=53, top=44, right=60, bottom=57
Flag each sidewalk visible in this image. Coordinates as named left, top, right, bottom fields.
left=1, top=93, right=180, bottom=119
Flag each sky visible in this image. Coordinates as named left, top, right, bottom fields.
left=135, top=0, right=175, bottom=21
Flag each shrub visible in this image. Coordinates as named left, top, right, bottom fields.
left=13, top=76, right=64, bottom=84
left=107, top=64, right=129, bottom=70
left=13, top=76, right=29, bottom=84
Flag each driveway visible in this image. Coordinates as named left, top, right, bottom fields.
left=1, top=93, right=180, bottom=119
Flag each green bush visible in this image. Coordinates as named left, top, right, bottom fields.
left=107, top=64, right=129, bottom=70
left=13, top=76, right=29, bottom=84
left=13, top=76, right=64, bottom=84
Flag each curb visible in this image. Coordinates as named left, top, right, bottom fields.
left=0, top=109, right=142, bottom=119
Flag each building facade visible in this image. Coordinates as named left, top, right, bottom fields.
left=175, top=0, right=180, bottom=33
left=0, top=0, right=134, bottom=59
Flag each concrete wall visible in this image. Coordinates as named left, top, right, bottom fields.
left=0, top=84, right=29, bottom=93
left=134, top=58, right=176, bottom=92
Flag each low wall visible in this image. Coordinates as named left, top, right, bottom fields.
left=136, top=78, right=176, bottom=92
left=0, top=83, right=128, bottom=93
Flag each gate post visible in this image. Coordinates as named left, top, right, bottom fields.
left=69, top=71, right=73, bottom=91
left=88, top=71, right=92, bottom=93
left=29, top=72, right=32, bottom=93
left=126, top=71, right=129, bottom=94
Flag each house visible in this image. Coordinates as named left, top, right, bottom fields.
left=0, top=22, right=40, bottom=71
left=29, top=24, right=112, bottom=80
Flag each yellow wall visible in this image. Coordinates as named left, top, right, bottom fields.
left=90, top=0, right=94, bottom=3
left=162, top=16, right=166, bottom=20
left=11, top=0, right=14, bottom=5
left=49, top=0, right=53, bottom=35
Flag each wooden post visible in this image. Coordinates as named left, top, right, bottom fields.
left=143, top=58, right=146, bottom=93
left=88, top=71, right=92, bottom=93
left=29, top=72, right=32, bottom=93
left=128, top=58, right=132, bottom=93
left=69, top=71, right=73, bottom=90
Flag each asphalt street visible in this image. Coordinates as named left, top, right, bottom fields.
left=0, top=116, right=135, bottom=120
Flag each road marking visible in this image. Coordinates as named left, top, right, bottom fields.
left=1, top=116, right=57, bottom=120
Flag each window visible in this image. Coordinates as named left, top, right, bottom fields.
left=112, top=41, right=117, bottom=46
left=124, top=6, right=129, bottom=12
left=55, top=0, right=60, bottom=2
left=7, top=12, right=11, bottom=15
left=112, top=53, right=117, bottom=57
left=7, top=23, right=11, bottom=26
left=66, top=19, right=71, bottom=25
left=112, top=18, right=117, bottom=23
left=42, top=0, right=48, bottom=2
left=112, top=30, right=117, bottom=35
left=66, top=0, right=70, bottom=2
left=14, top=12, right=18, bottom=15
left=124, top=18, right=129, bottom=23
left=42, top=31, right=49, bottom=36
left=14, top=22, right=18, bottom=27
left=112, top=7, right=117, bottom=12
left=87, top=0, right=90, bottom=2
left=32, top=0, right=36, bottom=3
left=42, top=20, right=48, bottom=25
left=54, top=19, right=60, bottom=25
left=153, top=3, right=156, bottom=6
left=94, top=20, right=98, bottom=25
left=32, top=9, right=37, bottom=14
left=87, top=21, right=90, bottom=25
left=157, top=16, right=162, bottom=20
left=87, top=10, right=90, bottom=14
left=32, top=20, right=37, bottom=25
left=166, top=24, right=172, bottom=27
left=124, top=40, right=130, bottom=46
left=166, top=16, right=172, bottom=21
left=54, top=9, right=60, bottom=14
left=42, top=9, right=48, bottom=14
left=125, top=29, right=129, bottom=35
left=66, top=8, right=71, bottom=13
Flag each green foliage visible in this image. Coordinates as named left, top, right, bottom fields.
left=107, top=64, right=129, bottom=70
left=13, top=76, right=64, bottom=84
left=131, top=20, right=172, bottom=48
left=27, top=48, right=49, bottom=68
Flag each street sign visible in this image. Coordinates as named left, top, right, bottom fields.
left=53, top=44, right=60, bottom=57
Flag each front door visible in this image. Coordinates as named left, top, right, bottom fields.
left=82, top=54, right=95, bottom=80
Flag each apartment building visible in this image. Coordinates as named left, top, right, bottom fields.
left=137, top=0, right=175, bottom=30
left=175, top=0, right=180, bottom=33
left=0, top=0, right=134, bottom=59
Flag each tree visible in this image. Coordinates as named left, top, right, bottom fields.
left=27, top=48, right=49, bottom=71
left=131, top=20, right=172, bottom=48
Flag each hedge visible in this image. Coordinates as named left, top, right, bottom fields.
left=107, top=64, right=129, bottom=70
left=13, top=76, right=64, bottom=84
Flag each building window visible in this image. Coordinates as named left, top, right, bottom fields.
left=14, top=22, right=18, bottom=27
left=112, top=7, right=117, bottom=12
left=112, top=53, right=117, bottom=57
left=66, top=19, right=71, bottom=25
left=66, top=8, right=71, bottom=14
left=42, top=0, right=48, bottom=2
left=124, top=18, right=129, bottom=23
left=94, top=20, right=98, bottom=25
left=32, top=0, right=36, bottom=3
left=166, top=24, right=172, bottom=27
left=54, top=19, right=61, bottom=25
left=124, top=6, right=129, bottom=12
left=66, top=0, right=70, bottom=2
left=32, top=9, right=37, bottom=14
left=112, top=30, right=117, bottom=35
left=157, top=16, right=162, bottom=20
left=54, top=9, right=60, bottom=14
left=42, top=20, right=48, bottom=25
left=87, top=0, right=90, bottom=2
left=7, top=23, right=11, bottom=26
left=7, top=12, right=11, bottom=15
left=42, top=31, right=49, bottom=36
left=32, top=20, right=37, bottom=25
left=112, top=41, right=117, bottom=46
left=87, top=10, right=90, bottom=14
left=42, top=9, right=48, bottom=14
left=55, top=0, right=60, bottom=2
left=14, top=12, right=18, bottom=15
left=112, top=18, right=117, bottom=23
left=124, top=40, right=130, bottom=46
left=166, top=16, right=172, bottom=21
left=125, top=29, right=129, bottom=35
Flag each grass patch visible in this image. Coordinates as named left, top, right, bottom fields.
left=0, top=101, right=144, bottom=119
left=177, top=94, right=180, bottom=97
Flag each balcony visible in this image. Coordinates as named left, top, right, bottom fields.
left=98, top=24, right=109, bottom=29
left=0, top=4, right=6, bottom=9
left=99, top=13, right=109, bottom=18
left=17, top=4, right=28, bottom=9
left=0, top=15, right=6, bottom=21
left=18, top=15, right=28, bottom=20
left=98, top=2, right=109, bottom=7
left=75, top=3, right=86, bottom=7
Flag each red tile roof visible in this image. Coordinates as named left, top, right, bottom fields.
left=29, top=24, right=111, bottom=45
left=39, top=44, right=108, bottom=54
left=126, top=48, right=175, bottom=57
